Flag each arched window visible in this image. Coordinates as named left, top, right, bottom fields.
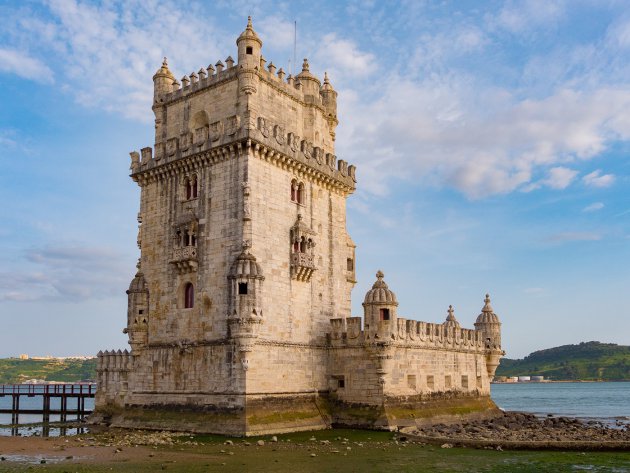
left=184, top=283, right=194, bottom=309
left=290, top=179, right=297, bottom=202
left=300, top=237, right=306, bottom=253
left=191, top=176, right=198, bottom=199
left=185, top=178, right=192, bottom=200
left=297, top=183, right=305, bottom=204
left=293, top=241, right=299, bottom=253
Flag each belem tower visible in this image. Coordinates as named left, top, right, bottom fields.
left=93, top=18, right=505, bottom=436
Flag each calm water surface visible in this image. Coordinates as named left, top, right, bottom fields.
left=1, top=382, right=628, bottom=435
left=492, top=381, right=630, bottom=423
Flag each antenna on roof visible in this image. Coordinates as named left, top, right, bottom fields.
left=293, top=20, right=297, bottom=76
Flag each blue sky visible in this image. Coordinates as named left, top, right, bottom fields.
left=0, top=0, right=629, bottom=359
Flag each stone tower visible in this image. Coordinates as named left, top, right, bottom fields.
left=94, top=18, right=504, bottom=435
left=94, top=17, right=357, bottom=435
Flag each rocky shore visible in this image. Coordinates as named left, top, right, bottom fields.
left=404, top=411, right=630, bottom=450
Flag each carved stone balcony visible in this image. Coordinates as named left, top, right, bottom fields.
left=170, top=246, right=198, bottom=274
left=291, top=252, right=316, bottom=282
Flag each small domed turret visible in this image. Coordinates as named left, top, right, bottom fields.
left=229, top=249, right=264, bottom=280
left=443, top=305, right=460, bottom=330
left=474, top=294, right=504, bottom=380
left=475, top=293, right=500, bottom=325
left=363, top=271, right=398, bottom=340
left=125, top=266, right=149, bottom=350
left=296, top=58, right=321, bottom=98
left=152, top=57, right=175, bottom=102
left=364, top=270, right=397, bottom=305
left=237, top=16, right=263, bottom=67
left=320, top=72, right=338, bottom=140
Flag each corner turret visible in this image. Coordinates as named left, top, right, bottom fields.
left=363, top=271, right=398, bottom=340
left=474, top=294, right=504, bottom=380
left=320, top=72, right=339, bottom=141
left=227, top=242, right=265, bottom=354
left=296, top=58, right=322, bottom=101
left=152, top=57, right=175, bottom=103
left=237, top=16, right=262, bottom=68
left=124, top=262, right=149, bottom=351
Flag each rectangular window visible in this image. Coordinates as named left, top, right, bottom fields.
left=407, top=375, right=416, bottom=390
left=445, top=375, right=452, bottom=389
left=346, top=258, right=354, bottom=271
left=427, top=375, right=434, bottom=390
left=238, top=282, right=248, bottom=295
left=379, top=308, right=390, bottom=321
left=332, top=375, right=345, bottom=389
left=461, top=375, right=469, bottom=389
left=246, top=46, right=253, bottom=55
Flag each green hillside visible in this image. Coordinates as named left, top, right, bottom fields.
left=0, top=358, right=97, bottom=384
left=496, top=341, right=630, bottom=381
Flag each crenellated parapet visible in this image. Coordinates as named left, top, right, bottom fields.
left=96, top=349, right=133, bottom=372
left=136, top=17, right=355, bottom=194
left=329, top=316, right=485, bottom=352
left=329, top=272, right=501, bottom=359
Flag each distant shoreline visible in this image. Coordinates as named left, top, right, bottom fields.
left=492, top=379, right=630, bottom=384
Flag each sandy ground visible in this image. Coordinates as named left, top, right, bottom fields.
left=0, top=431, right=211, bottom=467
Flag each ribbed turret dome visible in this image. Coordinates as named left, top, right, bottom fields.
left=128, top=270, right=147, bottom=293
left=236, top=16, right=262, bottom=46
left=475, top=294, right=500, bottom=324
left=321, top=72, right=335, bottom=92
left=229, top=250, right=264, bottom=279
left=153, top=57, right=175, bottom=81
left=443, top=305, right=461, bottom=329
left=363, top=271, right=398, bottom=305
left=296, top=58, right=321, bottom=85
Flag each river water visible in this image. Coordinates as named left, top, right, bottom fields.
left=491, top=381, right=630, bottom=424
left=1, top=382, right=628, bottom=435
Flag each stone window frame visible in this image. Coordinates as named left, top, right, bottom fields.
left=182, top=174, right=199, bottom=201
left=184, top=282, right=195, bottom=309
left=290, top=178, right=306, bottom=205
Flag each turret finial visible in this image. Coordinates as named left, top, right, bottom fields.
left=447, top=305, right=455, bottom=319
left=162, top=57, right=168, bottom=67
left=247, top=16, right=252, bottom=28
left=376, top=270, right=384, bottom=280
left=482, top=293, right=494, bottom=313
left=324, top=71, right=330, bottom=84
left=302, top=58, right=310, bottom=72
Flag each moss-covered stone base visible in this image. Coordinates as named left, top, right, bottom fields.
left=90, top=392, right=499, bottom=436
left=331, top=394, right=500, bottom=431
left=90, top=393, right=331, bottom=437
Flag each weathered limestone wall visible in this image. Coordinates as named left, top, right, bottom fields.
left=246, top=145, right=354, bottom=346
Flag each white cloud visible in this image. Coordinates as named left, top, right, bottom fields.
left=583, top=170, right=615, bottom=188
left=338, top=78, right=630, bottom=198
left=542, top=166, right=577, bottom=190
left=314, top=33, right=375, bottom=78
left=583, top=202, right=604, bottom=212
left=0, top=245, right=128, bottom=302
left=0, top=48, right=54, bottom=83
left=7, top=0, right=228, bottom=121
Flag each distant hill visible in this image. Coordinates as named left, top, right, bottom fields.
left=0, top=358, right=97, bottom=384
left=496, top=341, right=630, bottom=381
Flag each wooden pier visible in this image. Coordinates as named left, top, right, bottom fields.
left=0, top=383, right=96, bottom=425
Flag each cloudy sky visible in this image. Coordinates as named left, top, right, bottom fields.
left=1, top=0, right=628, bottom=359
